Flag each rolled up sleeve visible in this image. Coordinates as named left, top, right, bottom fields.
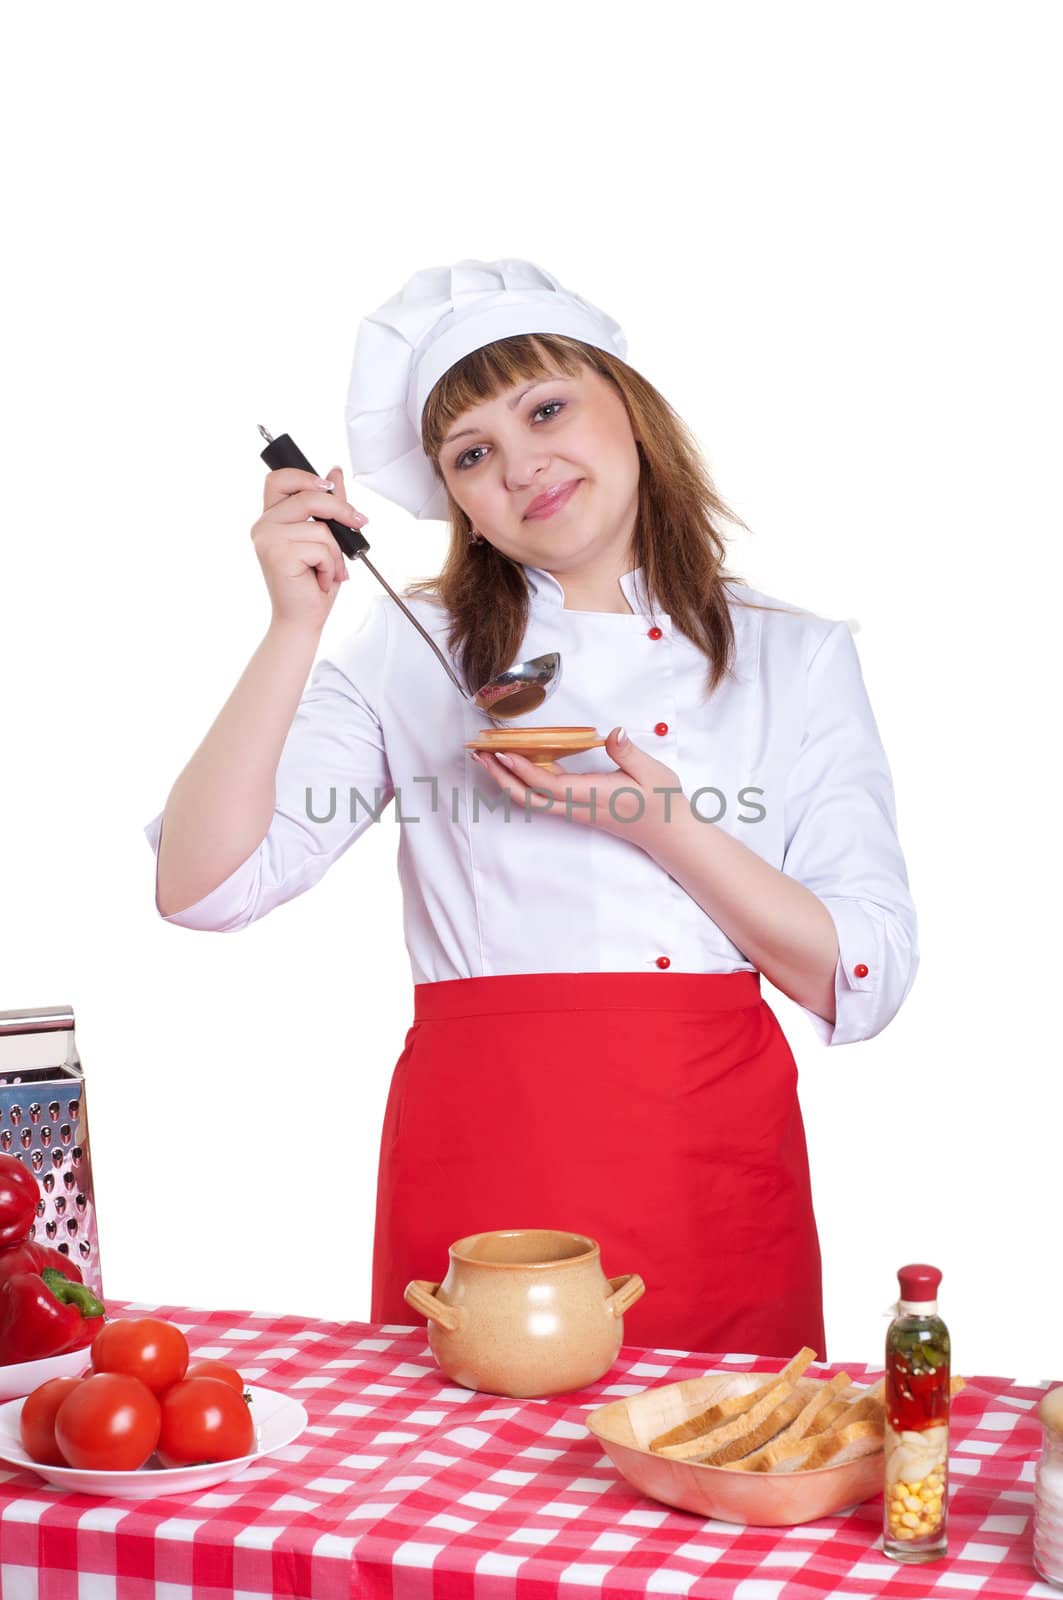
left=781, top=620, right=919, bottom=1045
left=143, top=599, right=394, bottom=932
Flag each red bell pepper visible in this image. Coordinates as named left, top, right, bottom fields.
left=0, top=1238, right=84, bottom=1288
left=0, top=1267, right=105, bottom=1366
left=0, top=1153, right=40, bottom=1249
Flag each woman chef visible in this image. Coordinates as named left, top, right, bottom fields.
left=144, top=258, right=918, bottom=1357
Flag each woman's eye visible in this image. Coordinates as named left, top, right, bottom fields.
left=454, top=399, right=566, bottom=470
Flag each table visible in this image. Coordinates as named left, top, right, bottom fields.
left=0, top=1300, right=1057, bottom=1599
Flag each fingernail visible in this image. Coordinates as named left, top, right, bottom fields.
left=616, top=726, right=628, bottom=743
left=316, top=477, right=335, bottom=491
left=496, top=752, right=516, bottom=769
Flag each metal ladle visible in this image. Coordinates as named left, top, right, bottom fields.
left=358, top=570, right=561, bottom=725
left=258, top=426, right=561, bottom=726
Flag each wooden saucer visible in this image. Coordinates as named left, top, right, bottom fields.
left=466, top=726, right=607, bottom=771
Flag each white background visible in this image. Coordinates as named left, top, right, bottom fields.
left=2, top=2, right=1060, bottom=1380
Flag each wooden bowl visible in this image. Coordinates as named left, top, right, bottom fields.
left=586, top=1371, right=883, bottom=1527
left=466, top=726, right=606, bottom=772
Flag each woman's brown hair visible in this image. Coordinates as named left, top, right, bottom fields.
left=409, top=333, right=762, bottom=701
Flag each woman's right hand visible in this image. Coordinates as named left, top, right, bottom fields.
left=252, top=466, right=369, bottom=631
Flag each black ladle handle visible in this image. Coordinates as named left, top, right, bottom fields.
left=257, top=426, right=474, bottom=703
left=258, top=429, right=369, bottom=559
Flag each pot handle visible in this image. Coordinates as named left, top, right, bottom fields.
left=404, top=1279, right=462, bottom=1332
left=605, top=1273, right=646, bottom=1319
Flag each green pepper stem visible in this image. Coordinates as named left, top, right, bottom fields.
left=40, top=1267, right=106, bottom=1319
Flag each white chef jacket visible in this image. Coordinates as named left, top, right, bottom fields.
left=143, top=565, right=918, bottom=1047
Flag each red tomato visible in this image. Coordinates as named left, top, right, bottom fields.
left=20, top=1377, right=83, bottom=1466
left=91, top=1318, right=189, bottom=1395
left=185, top=1359, right=245, bottom=1394
left=158, top=1377, right=255, bottom=1467
left=54, top=1373, right=161, bottom=1470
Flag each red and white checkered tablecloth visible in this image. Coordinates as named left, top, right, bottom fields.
left=0, top=1299, right=1057, bottom=1600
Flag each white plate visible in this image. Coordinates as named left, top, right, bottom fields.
left=0, top=1384, right=307, bottom=1497
left=0, top=1346, right=92, bottom=1402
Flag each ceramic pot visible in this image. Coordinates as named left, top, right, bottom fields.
left=405, top=1228, right=645, bottom=1397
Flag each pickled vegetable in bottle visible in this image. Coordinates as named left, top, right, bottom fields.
left=882, top=1263, right=950, bottom=1564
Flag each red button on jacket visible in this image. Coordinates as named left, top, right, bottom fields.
left=854, top=963, right=869, bottom=979
left=648, top=626, right=663, bottom=640
left=654, top=722, right=669, bottom=737
left=656, top=956, right=671, bottom=970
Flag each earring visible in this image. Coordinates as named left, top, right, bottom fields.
left=468, top=527, right=485, bottom=545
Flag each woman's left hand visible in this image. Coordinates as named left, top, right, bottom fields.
left=469, top=727, right=686, bottom=855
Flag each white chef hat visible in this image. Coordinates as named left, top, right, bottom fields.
left=345, top=257, right=628, bottom=521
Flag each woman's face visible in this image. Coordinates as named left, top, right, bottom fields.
left=435, top=360, right=641, bottom=577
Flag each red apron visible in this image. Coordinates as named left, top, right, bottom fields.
left=371, top=971, right=825, bottom=1358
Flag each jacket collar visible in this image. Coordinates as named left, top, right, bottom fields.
left=522, top=563, right=663, bottom=619
left=521, top=565, right=761, bottom=681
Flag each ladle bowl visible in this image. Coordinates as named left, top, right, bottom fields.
left=472, top=652, right=562, bottom=720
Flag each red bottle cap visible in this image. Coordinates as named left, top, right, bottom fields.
left=897, top=1263, right=943, bottom=1301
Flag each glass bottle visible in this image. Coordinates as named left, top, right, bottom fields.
left=882, top=1263, right=950, bottom=1563
left=1034, top=1386, right=1063, bottom=1588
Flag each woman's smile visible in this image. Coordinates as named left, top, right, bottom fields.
left=523, top=479, right=582, bottom=520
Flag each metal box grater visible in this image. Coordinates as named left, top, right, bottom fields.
left=0, top=1006, right=103, bottom=1297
